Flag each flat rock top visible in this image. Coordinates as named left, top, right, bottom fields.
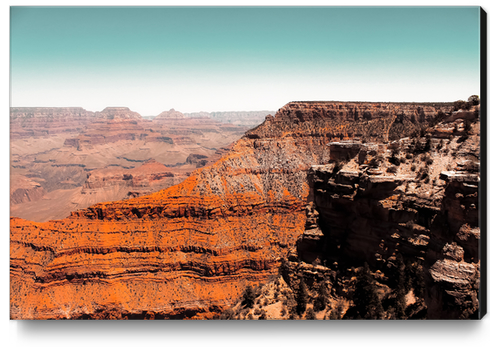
left=154, top=108, right=186, bottom=119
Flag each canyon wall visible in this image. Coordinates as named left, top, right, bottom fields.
left=10, top=107, right=97, bottom=139
left=217, top=102, right=481, bottom=320
left=11, top=101, right=480, bottom=319
left=300, top=128, right=480, bottom=318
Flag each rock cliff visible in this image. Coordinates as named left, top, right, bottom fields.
left=218, top=102, right=481, bottom=320
left=10, top=107, right=97, bottom=139
left=300, top=127, right=480, bottom=319
left=10, top=101, right=481, bottom=319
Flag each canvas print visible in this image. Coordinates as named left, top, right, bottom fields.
left=10, top=6, right=484, bottom=320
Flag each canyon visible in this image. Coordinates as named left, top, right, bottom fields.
left=10, top=107, right=253, bottom=222
left=10, top=100, right=482, bottom=319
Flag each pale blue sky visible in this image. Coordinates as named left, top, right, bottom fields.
left=10, top=6, right=481, bottom=115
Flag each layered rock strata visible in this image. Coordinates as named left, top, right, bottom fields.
left=291, top=107, right=481, bottom=319
left=81, top=159, right=191, bottom=201
left=64, top=119, right=146, bottom=148
left=11, top=101, right=478, bottom=320
left=10, top=107, right=97, bottom=139
left=10, top=107, right=248, bottom=222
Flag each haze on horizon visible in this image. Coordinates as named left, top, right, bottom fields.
left=10, top=6, right=480, bottom=116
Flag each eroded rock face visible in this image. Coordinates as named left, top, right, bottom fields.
left=11, top=100, right=479, bottom=320
left=295, top=108, right=480, bottom=319
left=10, top=107, right=97, bottom=139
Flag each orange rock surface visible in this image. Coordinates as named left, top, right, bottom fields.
left=10, top=101, right=456, bottom=319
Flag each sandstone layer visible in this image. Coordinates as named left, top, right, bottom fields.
left=10, top=101, right=481, bottom=319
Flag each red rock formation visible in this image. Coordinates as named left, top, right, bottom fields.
left=10, top=107, right=97, bottom=139
left=84, top=159, right=171, bottom=189
left=221, top=106, right=480, bottom=320
left=11, top=101, right=478, bottom=320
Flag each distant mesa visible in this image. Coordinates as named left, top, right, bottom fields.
left=153, top=108, right=187, bottom=120
left=95, top=107, right=142, bottom=120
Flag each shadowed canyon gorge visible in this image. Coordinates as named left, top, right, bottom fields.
left=10, top=99, right=483, bottom=320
